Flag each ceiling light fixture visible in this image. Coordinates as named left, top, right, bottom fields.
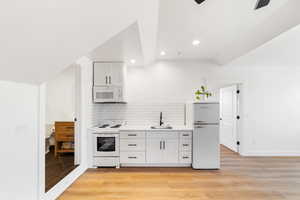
left=192, top=40, right=201, bottom=46
left=160, top=51, right=166, bottom=56
left=194, top=0, right=205, bottom=5
left=255, top=0, right=270, bottom=10
left=130, top=59, right=136, bottom=64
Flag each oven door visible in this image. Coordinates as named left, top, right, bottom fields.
left=93, top=134, right=119, bottom=157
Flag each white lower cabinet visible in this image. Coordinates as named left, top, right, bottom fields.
left=120, top=152, right=145, bottom=163
left=179, top=151, right=192, bottom=163
left=162, top=139, right=179, bottom=163
left=120, top=130, right=192, bottom=166
left=146, top=132, right=179, bottom=164
left=146, top=138, right=164, bottom=163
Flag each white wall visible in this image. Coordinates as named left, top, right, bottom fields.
left=211, top=25, right=300, bottom=156
left=0, top=81, right=39, bottom=200
left=126, top=61, right=219, bottom=103
left=123, top=25, right=300, bottom=156
left=45, top=66, right=76, bottom=125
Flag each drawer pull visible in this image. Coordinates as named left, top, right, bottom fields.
left=182, top=156, right=189, bottom=159
left=183, top=144, right=189, bottom=147
left=128, top=157, right=137, bottom=159
left=128, top=134, right=137, bottom=136
left=182, top=134, right=190, bottom=137
left=128, top=144, right=137, bottom=147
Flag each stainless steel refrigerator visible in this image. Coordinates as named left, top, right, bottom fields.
left=186, top=102, right=220, bottom=169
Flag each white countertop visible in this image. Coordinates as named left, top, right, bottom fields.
left=89, top=125, right=193, bottom=133
left=120, top=125, right=193, bottom=131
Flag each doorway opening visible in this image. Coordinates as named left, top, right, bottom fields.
left=220, top=84, right=242, bottom=154
left=44, top=64, right=81, bottom=192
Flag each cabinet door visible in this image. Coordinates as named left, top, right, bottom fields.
left=163, top=139, right=179, bottom=163
left=146, top=138, right=163, bottom=163
left=110, top=63, right=124, bottom=85
left=94, top=63, right=111, bottom=85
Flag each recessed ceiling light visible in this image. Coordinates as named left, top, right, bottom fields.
left=192, top=40, right=201, bottom=46
left=130, top=59, right=136, bottom=64
left=160, top=51, right=166, bottom=56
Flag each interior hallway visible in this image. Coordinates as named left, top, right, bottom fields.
left=58, top=146, right=300, bottom=200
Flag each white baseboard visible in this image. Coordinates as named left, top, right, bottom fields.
left=121, top=163, right=192, bottom=167
left=44, top=165, right=87, bottom=200
left=241, top=151, right=300, bottom=157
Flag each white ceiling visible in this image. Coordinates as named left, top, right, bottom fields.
left=1, top=0, right=300, bottom=84
left=156, top=0, right=300, bottom=64
left=0, top=0, right=158, bottom=84
left=88, top=23, right=144, bottom=66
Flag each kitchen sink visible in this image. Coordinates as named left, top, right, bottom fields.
left=150, top=125, right=173, bottom=130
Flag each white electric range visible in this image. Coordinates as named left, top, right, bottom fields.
left=92, top=121, right=124, bottom=168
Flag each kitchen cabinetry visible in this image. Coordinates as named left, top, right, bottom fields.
left=146, top=132, right=179, bottom=164
left=120, top=131, right=146, bottom=164
left=120, top=130, right=192, bottom=167
left=93, top=62, right=124, bottom=86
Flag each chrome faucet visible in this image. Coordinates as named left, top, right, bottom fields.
left=160, top=112, right=164, bottom=126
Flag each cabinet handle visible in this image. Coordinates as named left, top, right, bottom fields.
left=105, top=76, right=108, bottom=84
left=183, top=144, right=189, bottom=147
left=183, top=156, right=189, bottom=159
left=183, top=134, right=189, bottom=136
left=128, top=134, right=137, bottom=136
left=160, top=141, right=162, bottom=150
left=128, top=157, right=137, bottom=159
left=163, top=141, right=165, bottom=150
left=128, top=144, right=137, bottom=147
left=109, top=76, right=111, bottom=84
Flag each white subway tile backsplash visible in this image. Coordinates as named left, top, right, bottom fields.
left=91, top=103, right=185, bottom=126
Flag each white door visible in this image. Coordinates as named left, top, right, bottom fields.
left=163, top=139, right=179, bottom=163
left=110, top=63, right=124, bottom=85
left=94, top=63, right=110, bottom=85
left=146, top=138, right=163, bottom=163
left=220, top=85, right=239, bottom=152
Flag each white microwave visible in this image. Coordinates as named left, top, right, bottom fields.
left=93, top=86, right=124, bottom=103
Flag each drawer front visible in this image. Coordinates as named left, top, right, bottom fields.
left=56, top=126, right=74, bottom=133
left=180, top=139, right=192, bottom=152
left=120, top=131, right=146, bottom=139
left=120, top=152, right=146, bottom=163
left=179, top=151, right=192, bottom=163
left=180, top=132, right=192, bottom=139
left=93, top=157, right=119, bottom=167
left=147, top=132, right=179, bottom=139
left=120, top=139, right=145, bottom=151
left=55, top=135, right=74, bottom=141
left=56, top=131, right=74, bottom=138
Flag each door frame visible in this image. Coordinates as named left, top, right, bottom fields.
left=38, top=64, right=83, bottom=200
left=220, top=83, right=243, bottom=155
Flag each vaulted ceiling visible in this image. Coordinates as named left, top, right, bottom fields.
left=0, top=0, right=299, bottom=84
left=0, top=0, right=159, bottom=84
left=156, top=0, right=300, bottom=64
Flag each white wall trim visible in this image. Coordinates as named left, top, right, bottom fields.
left=44, top=165, right=87, bottom=200
left=38, top=84, right=46, bottom=199
left=241, top=151, right=300, bottom=157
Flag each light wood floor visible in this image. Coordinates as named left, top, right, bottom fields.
left=58, top=146, right=300, bottom=200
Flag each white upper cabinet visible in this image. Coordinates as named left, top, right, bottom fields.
left=93, top=62, right=125, bottom=86
left=109, top=63, right=124, bottom=86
